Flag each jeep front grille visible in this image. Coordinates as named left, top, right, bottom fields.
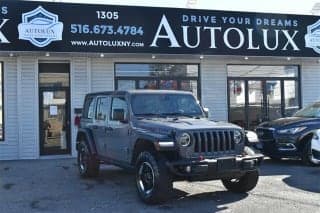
left=192, top=131, right=235, bottom=154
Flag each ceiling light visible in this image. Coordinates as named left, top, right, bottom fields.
left=287, top=57, right=291, bottom=61
left=151, top=55, right=156, bottom=59
left=100, top=53, right=104, bottom=58
left=199, top=55, right=204, bottom=60
left=45, top=52, right=50, bottom=57
left=244, top=56, right=248, bottom=60
left=9, top=53, right=14, bottom=57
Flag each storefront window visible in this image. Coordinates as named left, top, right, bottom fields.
left=229, top=80, right=246, bottom=128
left=117, top=80, right=135, bottom=90
left=227, top=65, right=300, bottom=129
left=115, top=64, right=198, bottom=77
left=138, top=80, right=157, bottom=89
left=115, top=63, right=200, bottom=99
left=0, top=62, right=3, bottom=140
left=228, top=65, right=298, bottom=78
left=181, top=80, right=198, bottom=96
left=284, top=80, right=300, bottom=116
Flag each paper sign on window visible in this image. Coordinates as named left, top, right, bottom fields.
left=50, top=105, right=58, bottom=116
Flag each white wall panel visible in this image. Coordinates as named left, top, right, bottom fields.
left=201, top=59, right=228, bottom=121
left=301, top=61, right=320, bottom=106
left=91, top=58, right=114, bottom=92
left=17, top=57, right=38, bottom=159
left=0, top=58, right=19, bottom=160
left=70, top=58, right=90, bottom=157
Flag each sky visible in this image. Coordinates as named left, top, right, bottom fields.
left=28, top=0, right=320, bottom=15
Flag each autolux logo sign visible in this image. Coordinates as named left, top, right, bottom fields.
left=150, top=14, right=301, bottom=52
left=1, top=0, right=320, bottom=57
left=305, top=20, right=320, bottom=54
left=17, top=6, right=63, bottom=47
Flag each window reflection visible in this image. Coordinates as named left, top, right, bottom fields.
left=284, top=80, right=299, bottom=116
left=181, top=80, right=197, bottom=95
left=228, top=65, right=298, bottom=78
left=39, top=73, right=69, bottom=87
left=115, top=64, right=198, bottom=77
left=115, top=63, right=199, bottom=99
left=229, top=80, right=246, bottom=128
left=159, top=80, right=178, bottom=90
left=138, top=80, right=157, bottom=89
left=117, top=80, right=135, bottom=90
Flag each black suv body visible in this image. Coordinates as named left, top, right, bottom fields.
left=256, top=101, right=320, bottom=166
left=76, top=90, right=263, bottom=203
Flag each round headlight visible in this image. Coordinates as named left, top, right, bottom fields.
left=234, top=130, right=242, bottom=144
left=179, top=133, right=191, bottom=147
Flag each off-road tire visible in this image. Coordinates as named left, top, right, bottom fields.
left=77, top=140, right=100, bottom=178
left=135, top=151, right=172, bottom=204
left=222, top=170, right=259, bottom=193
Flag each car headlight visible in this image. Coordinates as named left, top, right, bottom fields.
left=179, top=133, right=191, bottom=147
left=234, top=130, right=242, bottom=144
left=277, top=127, right=307, bottom=134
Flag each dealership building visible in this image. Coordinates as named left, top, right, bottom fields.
left=0, top=0, right=320, bottom=160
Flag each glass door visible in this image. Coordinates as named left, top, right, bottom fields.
left=229, top=80, right=246, bottom=127
left=228, top=65, right=300, bottom=130
left=266, top=80, right=282, bottom=121
left=284, top=80, right=300, bottom=117
left=228, top=79, right=298, bottom=130
left=247, top=81, right=264, bottom=130
left=39, top=89, right=70, bottom=155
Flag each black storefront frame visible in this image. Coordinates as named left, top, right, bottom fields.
left=0, top=62, right=4, bottom=141
left=227, top=64, right=301, bottom=129
left=114, top=63, right=201, bottom=101
left=38, top=63, right=71, bottom=155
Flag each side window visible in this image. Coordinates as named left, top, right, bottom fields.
left=83, top=97, right=95, bottom=119
left=110, top=97, right=128, bottom=121
left=95, top=97, right=110, bottom=121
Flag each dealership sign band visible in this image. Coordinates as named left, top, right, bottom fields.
left=1, top=1, right=320, bottom=57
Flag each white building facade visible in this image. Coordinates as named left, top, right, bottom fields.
left=0, top=1, right=320, bottom=159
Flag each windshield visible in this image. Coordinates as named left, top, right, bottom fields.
left=293, top=102, right=320, bottom=118
left=131, top=93, right=204, bottom=117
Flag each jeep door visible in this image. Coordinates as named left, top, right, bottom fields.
left=91, top=96, right=111, bottom=157
left=106, top=96, right=130, bottom=162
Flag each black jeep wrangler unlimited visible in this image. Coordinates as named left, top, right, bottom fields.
left=76, top=90, right=263, bottom=204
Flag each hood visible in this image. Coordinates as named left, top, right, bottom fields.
left=134, top=117, right=241, bottom=135
left=258, top=116, right=320, bottom=129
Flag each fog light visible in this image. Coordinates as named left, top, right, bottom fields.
left=185, top=166, right=191, bottom=173
left=278, top=143, right=296, bottom=151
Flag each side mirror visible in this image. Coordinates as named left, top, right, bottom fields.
left=113, top=108, right=127, bottom=123
left=203, top=107, right=209, bottom=118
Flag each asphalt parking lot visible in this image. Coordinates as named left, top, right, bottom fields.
left=0, top=158, right=319, bottom=213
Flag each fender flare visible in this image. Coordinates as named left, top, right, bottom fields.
left=76, top=128, right=97, bottom=155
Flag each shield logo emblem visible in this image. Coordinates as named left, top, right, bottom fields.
left=18, top=6, right=63, bottom=47
left=305, top=19, right=320, bottom=54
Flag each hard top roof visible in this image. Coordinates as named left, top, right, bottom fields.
left=86, top=90, right=193, bottom=97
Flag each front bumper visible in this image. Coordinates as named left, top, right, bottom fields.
left=166, top=154, right=264, bottom=181
left=260, top=138, right=300, bottom=158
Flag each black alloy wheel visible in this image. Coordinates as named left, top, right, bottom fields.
left=77, top=141, right=100, bottom=178
left=135, top=151, right=172, bottom=204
